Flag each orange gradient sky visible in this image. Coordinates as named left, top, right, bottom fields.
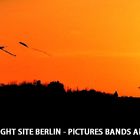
left=1, top=0, right=140, bottom=96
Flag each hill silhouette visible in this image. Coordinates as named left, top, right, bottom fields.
left=0, top=80, right=140, bottom=126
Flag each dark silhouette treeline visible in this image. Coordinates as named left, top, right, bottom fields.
left=0, top=80, right=140, bottom=126
left=0, top=80, right=117, bottom=97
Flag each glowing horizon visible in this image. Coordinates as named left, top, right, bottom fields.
left=1, top=0, right=140, bottom=97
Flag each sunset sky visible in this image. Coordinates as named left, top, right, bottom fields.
left=1, top=0, right=140, bottom=96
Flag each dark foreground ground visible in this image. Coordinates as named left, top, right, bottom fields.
left=0, top=81, right=140, bottom=128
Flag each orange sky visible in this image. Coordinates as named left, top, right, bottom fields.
left=1, top=0, right=140, bottom=96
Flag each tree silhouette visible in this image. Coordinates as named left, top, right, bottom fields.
left=47, top=81, right=65, bottom=95
left=0, top=80, right=139, bottom=122
left=114, top=91, right=118, bottom=98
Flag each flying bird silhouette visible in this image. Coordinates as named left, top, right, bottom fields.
left=0, top=47, right=4, bottom=49
left=0, top=46, right=16, bottom=57
left=19, top=42, right=51, bottom=56
left=31, top=48, right=51, bottom=56
left=19, top=42, right=29, bottom=48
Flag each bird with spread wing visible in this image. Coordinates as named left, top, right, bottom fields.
left=0, top=46, right=16, bottom=57
left=19, top=42, right=51, bottom=56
